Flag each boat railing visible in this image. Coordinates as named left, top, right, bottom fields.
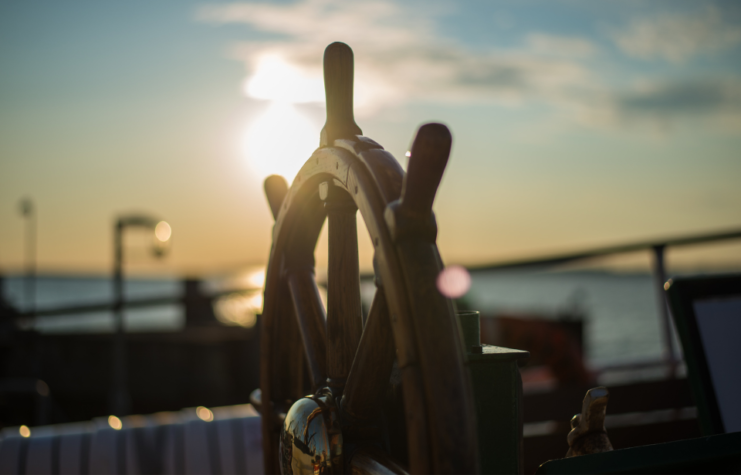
left=467, top=226, right=741, bottom=377
left=16, top=287, right=253, bottom=320
left=15, top=226, right=741, bottom=373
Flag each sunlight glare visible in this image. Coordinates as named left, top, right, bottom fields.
left=213, top=291, right=262, bottom=328
left=244, top=101, right=320, bottom=182
left=245, top=55, right=324, bottom=103
left=243, top=268, right=266, bottom=288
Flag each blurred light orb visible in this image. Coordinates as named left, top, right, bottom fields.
left=108, top=415, right=123, bottom=430
left=436, top=265, right=472, bottom=299
left=19, top=425, right=31, bottom=438
left=155, top=221, right=172, bottom=242
left=196, top=406, right=214, bottom=422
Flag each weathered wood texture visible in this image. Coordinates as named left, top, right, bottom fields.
left=287, top=269, right=328, bottom=392
left=270, top=280, right=305, bottom=404
left=321, top=42, right=362, bottom=146
left=341, top=288, right=395, bottom=420
left=324, top=189, right=363, bottom=389
left=351, top=446, right=410, bottom=475
left=263, top=175, right=288, bottom=219
left=385, top=124, right=479, bottom=474
left=401, top=123, right=451, bottom=217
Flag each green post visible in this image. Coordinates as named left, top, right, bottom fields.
left=460, top=311, right=530, bottom=474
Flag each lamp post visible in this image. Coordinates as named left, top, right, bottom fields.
left=18, top=198, right=36, bottom=316
left=111, top=215, right=171, bottom=416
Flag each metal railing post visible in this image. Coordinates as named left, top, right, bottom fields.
left=111, top=219, right=130, bottom=416
left=651, top=245, right=677, bottom=377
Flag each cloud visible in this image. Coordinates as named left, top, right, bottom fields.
left=615, top=79, right=741, bottom=131
left=572, top=78, right=741, bottom=132
left=198, top=0, right=429, bottom=48
left=612, top=6, right=741, bottom=63
left=199, top=0, right=741, bottom=132
left=617, top=79, right=741, bottom=116
left=198, top=0, right=596, bottom=115
left=525, top=33, right=596, bottom=58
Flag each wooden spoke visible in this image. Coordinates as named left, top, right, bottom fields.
left=391, top=123, right=479, bottom=473
left=271, top=279, right=306, bottom=403
left=320, top=42, right=362, bottom=146
left=287, top=269, right=328, bottom=391
left=262, top=277, right=305, bottom=474
left=350, top=446, right=409, bottom=475
left=400, top=123, right=451, bottom=217
left=291, top=336, right=307, bottom=400
left=264, top=175, right=289, bottom=219
left=341, top=287, right=395, bottom=421
left=324, top=188, right=363, bottom=392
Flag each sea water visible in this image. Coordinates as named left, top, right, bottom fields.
left=0, top=270, right=692, bottom=367
left=0, top=275, right=182, bottom=333
left=466, top=270, right=667, bottom=367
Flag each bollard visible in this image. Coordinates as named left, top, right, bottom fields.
left=460, top=311, right=530, bottom=474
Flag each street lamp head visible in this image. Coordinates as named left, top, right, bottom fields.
left=115, top=213, right=172, bottom=258
left=152, top=221, right=172, bottom=257
left=152, top=221, right=172, bottom=258
left=117, top=215, right=160, bottom=229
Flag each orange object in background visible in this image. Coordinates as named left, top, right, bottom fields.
left=480, top=314, right=594, bottom=386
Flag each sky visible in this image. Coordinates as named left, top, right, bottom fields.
left=1, top=0, right=741, bottom=277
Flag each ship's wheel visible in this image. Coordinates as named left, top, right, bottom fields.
left=258, top=42, right=478, bottom=474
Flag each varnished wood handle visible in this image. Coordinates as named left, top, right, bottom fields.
left=320, top=42, right=362, bottom=146
left=400, top=123, right=451, bottom=215
left=264, top=174, right=289, bottom=220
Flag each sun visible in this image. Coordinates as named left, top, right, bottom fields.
left=242, top=55, right=324, bottom=183
left=244, top=101, right=320, bottom=182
